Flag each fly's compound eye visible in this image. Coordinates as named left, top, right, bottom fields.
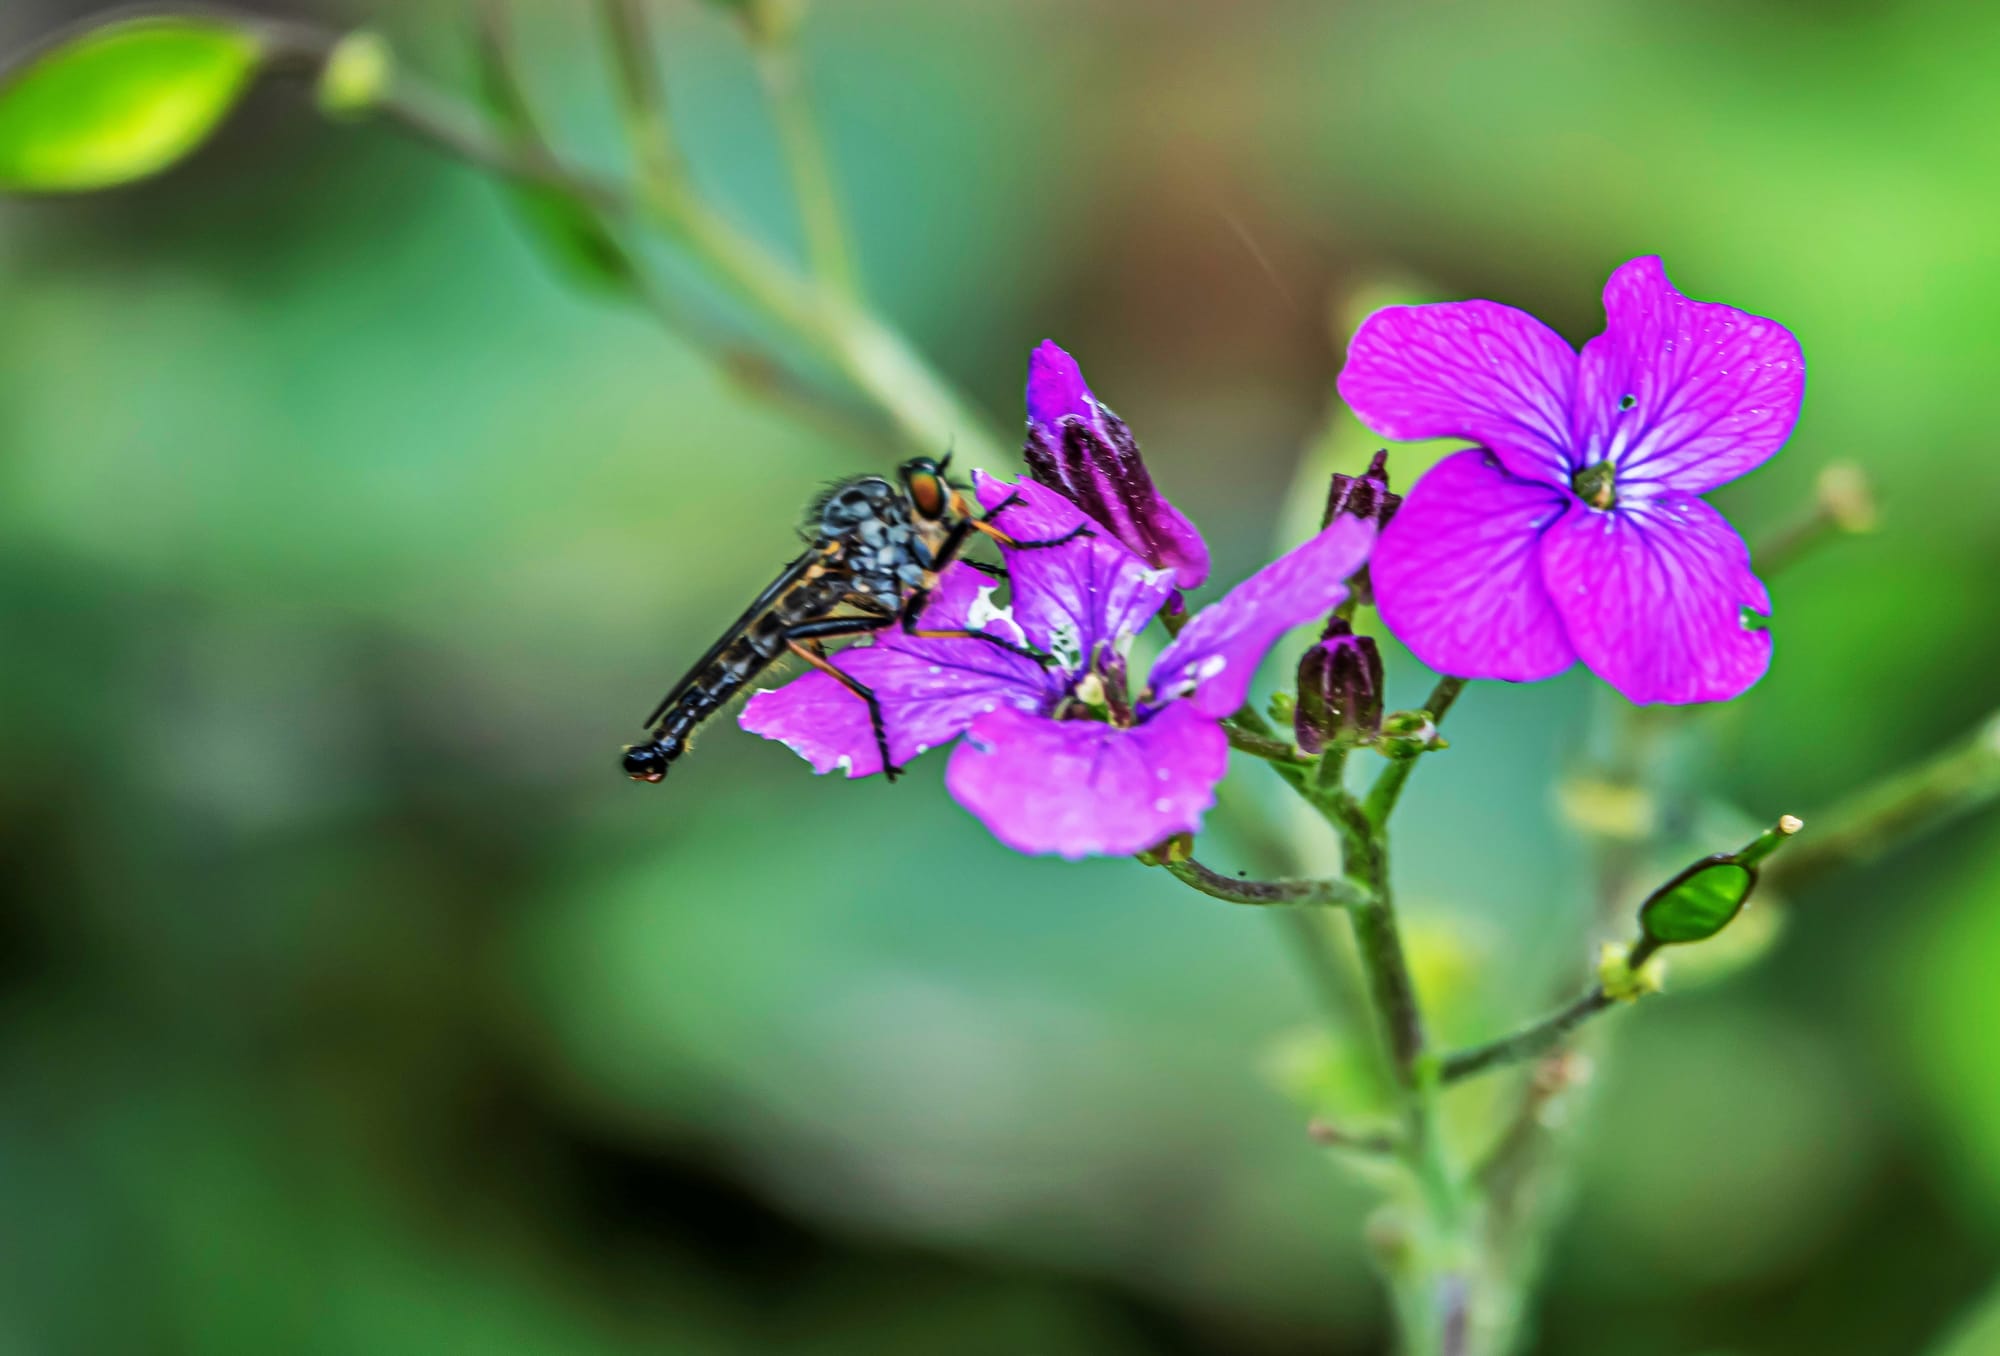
left=906, top=469, right=948, bottom=521
left=622, top=743, right=671, bottom=782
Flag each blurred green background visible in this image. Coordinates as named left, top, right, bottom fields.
left=4, top=0, right=2000, bottom=1351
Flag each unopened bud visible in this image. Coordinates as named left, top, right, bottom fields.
left=1135, top=833, right=1193, bottom=867
left=317, top=31, right=392, bottom=120
left=1816, top=463, right=1877, bottom=535
left=1294, top=620, right=1384, bottom=753
left=1375, top=709, right=1439, bottom=759
left=1598, top=941, right=1665, bottom=1003
left=1322, top=449, right=1402, bottom=530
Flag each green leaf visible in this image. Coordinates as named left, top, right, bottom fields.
left=1638, top=858, right=1755, bottom=946
left=0, top=16, right=264, bottom=193
left=470, top=10, right=637, bottom=294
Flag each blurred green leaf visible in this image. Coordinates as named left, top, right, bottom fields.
left=1639, top=859, right=1753, bottom=946
left=0, top=16, right=263, bottom=193
left=470, top=8, right=638, bottom=293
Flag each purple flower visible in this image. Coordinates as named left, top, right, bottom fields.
left=1022, top=340, right=1210, bottom=590
left=740, top=475, right=1375, bottom=858
left=1339, top=256, right=1804, bottom=705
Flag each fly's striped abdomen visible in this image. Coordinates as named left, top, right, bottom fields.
left=627, top=571, right=856, bottom=779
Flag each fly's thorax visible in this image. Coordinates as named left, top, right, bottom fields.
left=815, top=475, right=900, bottom=539
left=838, top=499, right=930, bottom=605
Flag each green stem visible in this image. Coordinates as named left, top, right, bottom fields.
left=1223, top=720, right=1313, bottom=766
left=1364, top=675, right=1466, bottom=827
left=598, top=0, right=686, bottom=193
left=1753, top=461, right=1876, bottom=577
left=1767, top=711, right=2000, bottom=891
left=371, top=68, right=1005, bottom=467
left=748, top=23, right=858, bottom=296
left=1163, top=858, right=1369, bottom=909
left=1438, top=988, right=1615, bottom=1084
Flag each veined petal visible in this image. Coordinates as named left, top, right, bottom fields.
left=1576, top=256, right=1804, bottom=495
left=1338, top=298, right=1580, bottom=486
left=1540, top=494, right=1771, bottom=705
left=1373, top=449, right=1577, bottom=682
left=1022, top=342, right=1211, bottom=589
left=944, top=703, right=1229, bottom=859
left=739, top=564, right=1054, bottom=778
left=974, top=472, right=1174, bottom=662
left=1150, top=515, right=1375, bottom=718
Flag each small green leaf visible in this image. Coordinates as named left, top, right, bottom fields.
left=0, top=16, right=264, bottom=193
left=470, top=10, right=637, bottom=294
left=1639, top=858, right=1754, bottom=946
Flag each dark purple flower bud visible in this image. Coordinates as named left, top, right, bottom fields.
left=1023, top=340, right=1210, bottom=590
left=1293, top=619, right=1384, bottom=754
left=1322, top=449, right=1402, bottom=530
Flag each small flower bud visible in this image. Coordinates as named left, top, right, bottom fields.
left=1598, top=941, right=1665, bottom=1003
left=1375, top=709, right=1439, bottom=759
left=317, top=31, right=393, bottom=121
left=1815, top=463, right=1877, bottom=535
left=1294, top=621, right=1384, bottom=753
left=1321, top=449, right=1403, bottom=530
left=1134, top=832, right=1193, bottom=867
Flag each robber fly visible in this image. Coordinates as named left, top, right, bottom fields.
left=621, top=456, right=1085, bottom=784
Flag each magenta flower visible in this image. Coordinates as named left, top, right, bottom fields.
left=1340, top=256, right=1804, bottom=705
left=740, top=475, right=1374, bottom=858
left=1022, top=340, right=1210, bottom=590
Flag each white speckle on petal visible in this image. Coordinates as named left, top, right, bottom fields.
left=1153, top=798, right=1173, bottom=813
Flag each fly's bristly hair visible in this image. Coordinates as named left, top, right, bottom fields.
left=800, top=475, right=876, bottom=540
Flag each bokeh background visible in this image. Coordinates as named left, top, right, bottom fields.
left=4, top=0, right=2000, bottom=1351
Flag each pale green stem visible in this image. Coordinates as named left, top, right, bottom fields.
left=1162, top=858, right=1369, bottom=909
left=371, top=67, right=1006, bottom=467
left=749, top=26, right=859, bottom=296
left=1768, top=710, right=2000, bottom=891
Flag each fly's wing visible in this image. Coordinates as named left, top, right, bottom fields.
left=642, top=546, right=823, bottom=729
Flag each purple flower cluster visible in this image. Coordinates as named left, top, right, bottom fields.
left=742, top=257, right=1804, bottom=855
left=1342, top=256, right=1804, bottom=705
left=743, top=347, right=1373, bottom=857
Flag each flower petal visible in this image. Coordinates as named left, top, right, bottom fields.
left=1372, top=449, right=1578, bottom=683
left=1150, top=515, right=1375, bottom=718
left=1539, top=494, right=1771, bottom=705
left=1021, top=343, right=1210, bottom=589
left=974, top=472, right=1174, bottom=662
left=944, top=703, right=1229, bottom=859
left=1025, top=338, right=1095, bottom=431
left=739, top=563, right=1055, bottom=778
left=1575, top=256, right=1804, bottom=495
left=1337, top=298, right=1580, bottom=486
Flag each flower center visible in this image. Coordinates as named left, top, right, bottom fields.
left=1056, top=646, right=1136, bottom=726
left=1571, top=460, right=1617, bottom=511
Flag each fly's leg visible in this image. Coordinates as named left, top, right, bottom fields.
left=970, top=513, right=1094, bottom=552
left=897, top=582, right=1051, bottom=665
left=783, top=616, right=902, bottom=783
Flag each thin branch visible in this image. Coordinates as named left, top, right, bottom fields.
left=1223, top=720, right=1313, bottom=766
left=1767, top=710, right=2000, bottom=892
left=1163, top=858, right=1368, bottom=909
left=1308, top=1118, right=1401, bottom=1156
left=1364, top=674, right=1466, bottom=827
left=1754, top=461, right=1877, bottom=577
left=748, top=22, right=858, bottom=295
left=599, top=0, right=688, bottom=194
left=1438, top=988, right=1616, bottom=1084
